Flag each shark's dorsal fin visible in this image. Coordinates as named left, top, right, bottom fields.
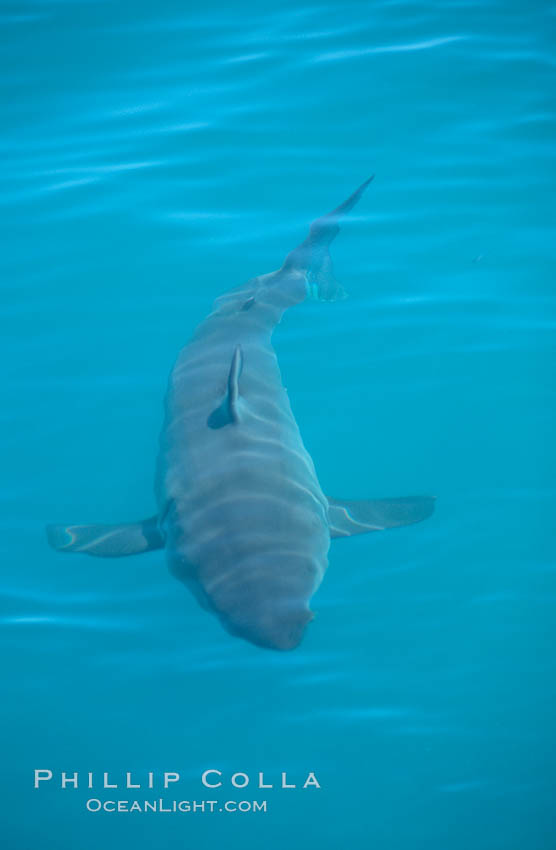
left=328, top=496, right=435, bottom=538
left=207, top=345, right=243, bottom=429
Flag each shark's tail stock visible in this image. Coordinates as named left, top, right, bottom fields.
left=281, top=176, right=373, bottom=302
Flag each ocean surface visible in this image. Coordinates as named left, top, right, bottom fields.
left=2, top=1, right=555, bottom=848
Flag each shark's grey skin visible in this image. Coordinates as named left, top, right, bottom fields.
left=47, top=179, right=434, bottom=651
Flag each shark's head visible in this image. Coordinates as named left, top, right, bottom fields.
left=221, top=598, right=315, bottom=651
left=208, top=556, right=319, bottom=652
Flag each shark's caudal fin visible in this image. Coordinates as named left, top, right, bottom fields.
left=46, top=515, right=163, bottom=557
left=328, top=496, right=435, bottom=538
left=282, top=176, right=373, bottom=302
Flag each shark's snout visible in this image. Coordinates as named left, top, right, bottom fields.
left=222, top=601, right=314, bottom=652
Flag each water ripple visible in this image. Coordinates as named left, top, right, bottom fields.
left=312, top=35, right=467, bottom=63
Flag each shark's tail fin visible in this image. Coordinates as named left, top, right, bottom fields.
left=282, top=176, right=373, bottom=302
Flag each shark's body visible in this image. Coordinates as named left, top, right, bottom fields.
left=47, top=179, right=434, bottom=650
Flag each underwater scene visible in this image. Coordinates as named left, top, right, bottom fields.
left=2, top=1, right=555, bottom=848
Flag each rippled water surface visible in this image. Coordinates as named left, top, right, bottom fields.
left=2, top=1, right=555, bottom=848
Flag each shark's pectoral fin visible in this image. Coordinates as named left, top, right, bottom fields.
left=328, top=496, right=435, bottom=538
left=46, top=515, right=164, bottom=557
left=208, top=344, right=243, bottom=429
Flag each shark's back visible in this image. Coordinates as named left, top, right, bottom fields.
left=156, top=269, right=330, bottom=650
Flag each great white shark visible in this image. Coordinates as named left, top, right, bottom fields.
left=47, top=178, right=434, bottom=650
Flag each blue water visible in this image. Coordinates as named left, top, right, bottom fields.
left=2, top=1, right=555, bottom=847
